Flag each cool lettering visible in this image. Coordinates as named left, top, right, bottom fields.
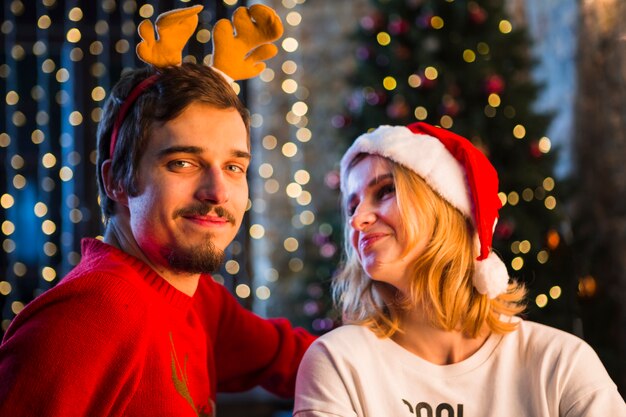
left=402, top=399, right=464, bottom=416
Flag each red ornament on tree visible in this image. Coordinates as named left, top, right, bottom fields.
left=468, top=2, right=488, bottom=25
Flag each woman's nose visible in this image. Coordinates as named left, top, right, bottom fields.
left=350, top=204, right=376, bottom=231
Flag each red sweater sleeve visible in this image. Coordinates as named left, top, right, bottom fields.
left=0, top=273, right=149, bottom=416
left=202, top=280, right=316, bottom=397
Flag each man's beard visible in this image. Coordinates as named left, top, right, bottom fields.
left=162, top=235, right=225, bottom=274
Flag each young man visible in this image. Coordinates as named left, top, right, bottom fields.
left=0, top=63, right=314, bottom=416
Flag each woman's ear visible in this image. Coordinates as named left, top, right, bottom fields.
left=101, top=159, right=129, bottom=207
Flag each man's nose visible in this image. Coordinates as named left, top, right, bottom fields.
left=196, top=167, right=229, bottom=205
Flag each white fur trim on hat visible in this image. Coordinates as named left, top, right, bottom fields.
left=340, top=125, right=473, bottom=220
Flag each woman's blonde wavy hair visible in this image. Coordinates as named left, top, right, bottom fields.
left=334, top=155, right=526, bottom=339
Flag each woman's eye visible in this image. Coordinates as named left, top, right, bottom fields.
left=377, top=184, right=395, bottom=199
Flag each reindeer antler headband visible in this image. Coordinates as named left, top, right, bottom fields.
left=108, top=4, right=284, bottom=159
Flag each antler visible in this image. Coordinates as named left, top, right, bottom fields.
left=212, top=4, right=284, bottom=80
left=136, top=5, right=203, bottom=67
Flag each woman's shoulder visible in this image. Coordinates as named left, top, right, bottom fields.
left=308, top=324, right=380, bottom=356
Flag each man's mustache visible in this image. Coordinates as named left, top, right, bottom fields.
left=173, top=204, right=236, bottom=225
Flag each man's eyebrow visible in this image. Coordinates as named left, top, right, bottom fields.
left=157, top=146, right=251, bottom=161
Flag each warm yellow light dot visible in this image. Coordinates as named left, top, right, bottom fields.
left=296, top=128, right=312, bottom=142
left=10, top=155, right=24, bottom=169
left=256, top=286, right=271, bottom=300
left=262, top=135, right=277, bottom=150
left=414, top=106, right=428, bottom=120
left=408, top=74, right=422, bottom=88
left=42, top=58, right=56, bottom=73
left=519, top=240, right=531, bottom=254
left=376, top=32, right=391, bottom=46
left=286, top=11, right=302, bottom=26
left=42, top=220, right=56, bottom=235
left=537, top=250, right=549, bottom=264
left=543, top=177, right=555, bottom=192
left=488, top=93, right=501, bottom=107
left=440, top=115, right=453, bottom=129
left=59, top=166, right=74, bottom=182
left=498, top=192, right=507, bottom=206
left=44, top=242, right=57, bottom=256
left=258, top=163, right=273, bottom=178
left=1, top=221, right=15, bottom=236
left=38, top=15, right=52, bottom=29
left=507, top=191, right=519, bottom=206
left=0, top=281, right=11, bottom=296
left=91, top=86, right=106, bottom=102
left=66, top=28, right=81, bottom=43
left=196, top=28, right=211, bottom=44
left=33, top=41, right=47, bottom=56
left=68, top=7, right=83, bottom=21
left=522, top=188, right=534, bottom=202
left=463, top=49, right=476, bottom=63
left=6, top=91, right=19, bottom=105
left=249, top=224, right=265, bottom=239
left=282, top=37, right=299, bottom=53
left=424, top=66, right=438, bottom=80
left=1, top=194, right=15, bottom=209
left=286, top=183, right=303, bottom=198
left=139, top=4, right=154, bottom=18
left=282, top=142, right=298, bottom=158
left=115, top=39, right=130, bottom=54
left=383, top=76, right=397, bottom=90
left=431, top=16, right=444, bottom=29
left=292, top=101, right=308, bottom=116
left=544, top=196, right=557, bottom=210
left=42, top=153, right=57, bottom=169
left=224, top=0, right=238, bottom=5
left=11, top=301, right=25, bottom=315
left=300, top=210, right=315, bottom=225
left=13, top=174, right=26, bottom=189
left=282, top=79, right=298, bottom=94
left=294, top=170, right=310, bottom=185
left=56, top=68, right=70, bottom=83
left=538, top=136, right=551, bottom=153
left=3, top=239, right=16, bottom=253
left=11, top=45, right=26, bottom=61
left=42, top=266, right=56, bottom=282
left=549, top=286, right=562, bottom=299
left=297, top=191, right=312, bottom=206
left=260, top=68, right=275, bottom=82
left=477, top=42, right=490, bottom=55
left=284, top=237, right=299, bottom=252
left=34, top=202, right=48, bottom=217
left=264, top=179, right=279, bottom=194
left=225, top=260, right=240, bottom=274
left=282, top=60, right=297, bottom=75
left=0, top=133, right=10, bottom=147
left=69, top=111, right=83, bottom=126
left=288, top=257, right=304, bottom=272
left=535, top=293, right=548, bottom=308
left=510, top=241, right=520, bottom=254
left=499, top=20, right=513, bottom=34
left=511, top=256, right=524, bottom=271
left=235, top=284, right=251, bottom=298
left=513, top=124, right=526, bottom=139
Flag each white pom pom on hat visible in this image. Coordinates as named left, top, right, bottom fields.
left=340, top=122, right=509, bottom=299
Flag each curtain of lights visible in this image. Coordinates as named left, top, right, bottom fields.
left=0, top=0, right=248, bottom=332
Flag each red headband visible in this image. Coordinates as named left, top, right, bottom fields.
left=108, top=74, right=160, bottom=159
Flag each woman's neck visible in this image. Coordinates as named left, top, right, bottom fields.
left=391, top=307, right=490, bottom=365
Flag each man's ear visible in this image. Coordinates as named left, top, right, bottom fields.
left=101, top=159, right=129, bottom=207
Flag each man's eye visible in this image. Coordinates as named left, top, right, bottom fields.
left=168, top=160, right=193, bottom=169
left=227, top=164, right=245, bottom=173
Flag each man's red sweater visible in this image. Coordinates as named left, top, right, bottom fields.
left=0, top=238, right=315, bottom=416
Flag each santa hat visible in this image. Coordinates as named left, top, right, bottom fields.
left=340, top=122, right=509, bottom=299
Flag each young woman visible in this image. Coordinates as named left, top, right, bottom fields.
left=294, top=122, right=624, bottom=417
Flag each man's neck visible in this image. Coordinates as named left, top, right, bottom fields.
left=103, top=218, right=200, bottom=297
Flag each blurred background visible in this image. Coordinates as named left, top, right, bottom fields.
left=0, top=0, right=624, bottom=415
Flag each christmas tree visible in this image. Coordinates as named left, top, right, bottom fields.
left=308, top=0, right=576, bottom=331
